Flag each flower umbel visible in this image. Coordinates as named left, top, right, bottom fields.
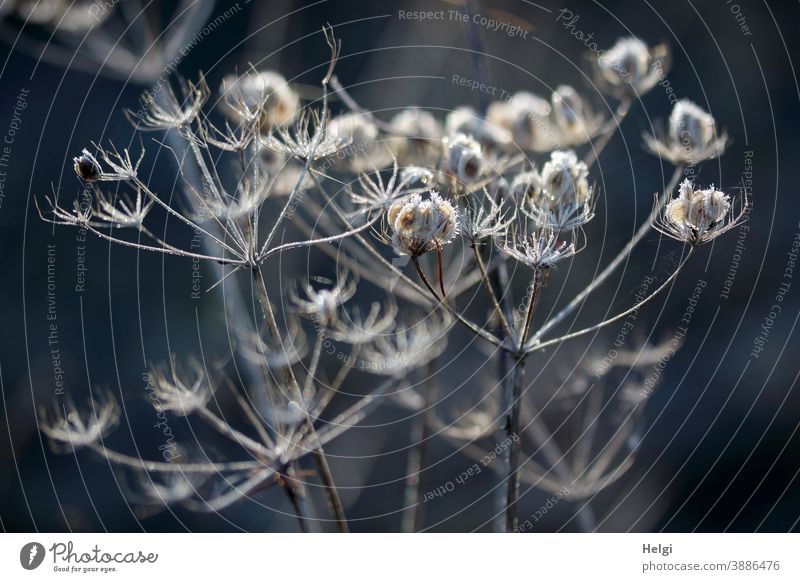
left=655, top=179, right=745, bottom=245
left=594, top=37, right=670, bottom=99
left=386, top=191, right=459, bottom=256
left=523, top=150, right=594, bottom=230
left=644, top=99, right=728, bottom=165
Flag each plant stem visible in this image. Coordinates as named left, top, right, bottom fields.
left=283, top=463, right=314, bottom=532
left=531, top=165, right=684, bottom=344
left=401, top=357, right=438, bottom=533
left=505, top=356, right=525, bottom=532
left=251, top=266, right=348, bottom=532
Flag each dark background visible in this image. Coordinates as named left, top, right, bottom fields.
left=0, top=0, right=799, bottom=532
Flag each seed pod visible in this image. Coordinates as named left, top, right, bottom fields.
left=73, top=150, right=101, bottom=182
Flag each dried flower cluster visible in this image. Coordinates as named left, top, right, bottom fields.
left=36, top=24, right=746, bottom=534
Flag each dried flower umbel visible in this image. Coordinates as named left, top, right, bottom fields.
left=37, top=28, right=745, bottom=534
left=645, top=99, right=728, bottom=165
left=656, top=179, right=746, bottom=245
left=522, top=150, right=594, bottom=230
left=221, top=70, right=299, bottom=130
left=594, top=37, right=670, bottom=100
left=487, top=91, right=555, bottom=152
left=386, top=191, right=460, bottom=257
left=442, top=133, right=485, bottom=187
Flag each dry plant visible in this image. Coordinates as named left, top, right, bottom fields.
left=37, top=26, right=747, bottom=532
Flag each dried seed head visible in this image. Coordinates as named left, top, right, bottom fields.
left=510, top=170, right=543, bottom=205
left=387, top=191, right=459, bottom=256
left=487, top=92, right=554, bottom=151
left=291, top=273, right=357, bottom=324
left=443, top=133, right=484, bottom=185
left=656, top=179, right=747, bottom=245
left=541, top=150, right=590, bottom=206
left=550, top=85, right=602, bottom=145
left=222, top=70, right=299, bottom=129
left=523, top=150, right=593, bottom=230
left=497, top=227, right=577, bottom=269
left=645, top=99, right=727, bottom=165
left=327, top=113, right=387, bottom=171
left=149, top=361, right=211, bottom=417
left=128, top=76, right=209, bottom=130
left=596, top=37, right=668, bottom=98
left=445, top=106, right=510, bottom=148
left=660, top=179, right=734, bottom=244
left=73, top=149, right=102, bottom=182
left=39, top=392, right=120, bottom=452
left=669, top=99, right=715, bottom=153
left=461, top=195, right=514, bottom=242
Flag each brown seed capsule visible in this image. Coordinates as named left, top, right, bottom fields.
left=73, top=150, right=101, bottom=182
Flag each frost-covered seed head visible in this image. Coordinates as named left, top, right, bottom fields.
left=445, top=106, right=510, bottom=148
left=387, top=192, right=459, bottom=256
left=551, top=86, right=585, bottom=133
left=73, top=149, right=101, bottom=182
left=658, top=179, right=738, bottom=245
left=669, top=99, right=715, bottom=152
left=510, top=171, right=543, bottom=204
left=645, top=98, right=727, bottom=165
left=540, top=150, right=590, bottom=207
left=327, top=113, right=384, bottom=171
left=443, top=133, right=484, bottom=185
left=222, top=70, right=299, bottom=129
left=487, top=92, right=553, bottom=151
left=666, top=179, right=730, bottom=232
left=389, top=107, right=442, bottom=163
left=598, top=37, right=651, bottom=88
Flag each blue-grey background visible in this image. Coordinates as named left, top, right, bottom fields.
left=0, top=0, right=798, bottom=532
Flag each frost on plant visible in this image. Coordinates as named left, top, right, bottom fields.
left=36, top=25, right=747, bottom=534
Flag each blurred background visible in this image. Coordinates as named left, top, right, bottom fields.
left=0, top=0, right=799, bottom=532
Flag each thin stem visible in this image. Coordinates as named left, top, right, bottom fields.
left=411, top=257, right=506, bottom=350
left=283, top=464, right=314, bottom=532
left=532, top=165, right=684, bottom=342
left=505, top=356, right=525, bottom=532
left=260, top=40, right=334, bottom=257
left=402, top=357, right=438, bottom=533
left=472, top=244, right=514, bottom=342
left=251, top=267, right=348, bottom=532
left=518, top=268, right=548, bottom=351
left=529, top=247, right=695, bottom=353
left=260, top=212, right=380, bottom=261
left=311, top=448, right=349, bottom=533
left=584, top=99, right=631, bottom=169
left=434, top=242, right=447, bottom=298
